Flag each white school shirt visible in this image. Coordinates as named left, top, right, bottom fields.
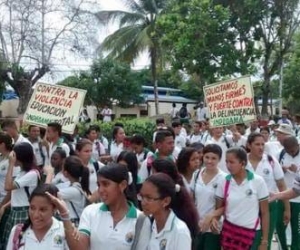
left=12, top=170, right=39, bottom=207
left=52, top=172, right=70, bottom=189
left=0, top=156, right=9, bottom=203
left=15, top=134, right=31, bottom=145
left=110, top=141, right=124, bottom=161
left=215, top=171, right=269, bottom=229
left=187, top=133, right=203, bottom=145
left=190, top=168, right=226, bottom=231
left=49, top=140, right=70, bottom=159
left=264, top=141, right=283, bottom=159
left=91, top=140, right=105, bottom=161
left=87, top=160, right=104, bottom=193
left=225, top=135, right=247, bottom=148
left=245, top=127, right=260, bottom=137
left=79, top=202, right=149, bottom=250
left=246, top=154, right=284, bottom=193
left=196, top=107, right=208, bottom=121
left=200, top=131, right=211, bottom=145
left=205, top=137, right=229, bottom=173
left=6, top=217, right=68, bottom=250
left=31, top=141, right=48, bottom=166
left=279, top=151, right=300, bottom=203
left=175, top=135, right=186, bottom=150
left=58, top=182, right=86, bottom=220
left=147, top=210, right=191, bottom=250
left=101, top=108, right=112, bottom=122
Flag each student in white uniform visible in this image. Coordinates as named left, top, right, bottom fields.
left=49, top=149, right=69, bottom=189
left=3, top=142, right=40, bottom=247
left=187, top=121, right=203, bottom=145
left=64, top=164, right=149, bottom=250
left=191, top=144, right=226, bottom=250
left=47, top=123, right=70, bottom=158
left=45, top=156, right=90, bottom=227
left=28, top=125, right=49, bottom=169
left=109, top=126, right=125, bottom=161
left=246, top=132, right=290, bottom=250
left=86, top=127, right=105, bottom=161
left=139, top=130, right=175, bottom=182
left=172, top=121, right=186, bottom=150
left=215, top=147, right=270, bottom=250
left=276, top=136, right=300, bottom=250
left=130, top=134, right=152, bottom=168
left=76, top=139, right=104, bottom=193
left=1, top=120, right=31, bottom=146
left=6, top=184, right=70, bottom=250
left=205, top=127, right=229, bottom=172
left=177, top=147, right=200, bottom=189
left=101, top=105, right=112, bottom=122
left=140, top=173, right=197, bottom=250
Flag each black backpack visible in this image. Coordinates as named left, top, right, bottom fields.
left=179, top=107, right=188, bottom=118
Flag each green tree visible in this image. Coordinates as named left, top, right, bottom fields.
left=158, top=0, right=240, bottom=85
left=59, top=58, right=143, bottom=108
left=95, top=0, right=168, bottom=115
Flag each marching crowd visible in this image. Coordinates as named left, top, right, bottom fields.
left=0, top=109, right=300, bottom=250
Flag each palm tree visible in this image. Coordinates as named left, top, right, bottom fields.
left=95, top=0, right=167, bottom=115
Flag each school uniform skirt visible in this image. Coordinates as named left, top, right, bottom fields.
left=2, top=206, right=29, bottom=247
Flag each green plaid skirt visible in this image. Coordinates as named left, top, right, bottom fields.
left=2, top=206, right=29, bottom=248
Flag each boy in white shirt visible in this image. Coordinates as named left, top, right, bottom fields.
left=172, top=121, right=186, bottom=150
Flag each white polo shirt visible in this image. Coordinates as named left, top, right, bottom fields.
left=58, top=182, right=85, bottom=220
left=265, top=141, right=282, bottom=159
left=0, top=156, right=9, bottom=203
left=216, top=171, right=269, bottom=229
left=279, top=151, right=300, bottom=203
left=225, top=135, right=247, bottom=148
left=31, top=141, right=48, bottom=166
left=49, top=139, right=70, bottom=159
left=175, top=135, right=186, bottom=150
left=12, top=170, right=39, bottom=207
left=187, top=133, right=203, bottom=145
left=190, top=168, right=226, bottom=230
left=52, top=172, right=70, bottom=189
left=87, top=160, right=104, bottom=193
left=91, top=140, right=105, bottom=161
left=146, top=210, right=191, bottom=250
left=79, top=202, right=149, bottom=250
left=6, top=217, right=68, bottom=250
left=246, top=154, right=284, bottom=192
left=110, top=141, right=124, bottom=161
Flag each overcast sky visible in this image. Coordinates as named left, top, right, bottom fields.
left=41, top=0, right=149, bottom=83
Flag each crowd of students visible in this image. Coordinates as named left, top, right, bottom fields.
left=0, top=114, right=300, bottom=250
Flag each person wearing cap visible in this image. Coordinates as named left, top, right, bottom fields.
left=265, top=124, right=295, bottom=159
left=278, top=109, right=293, bottom=127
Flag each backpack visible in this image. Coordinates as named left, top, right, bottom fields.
left=38, top=141, right=46, bottom=166
left=179, top=106, right=188, bottom=118
left=57, top=138, right=76, bottom=156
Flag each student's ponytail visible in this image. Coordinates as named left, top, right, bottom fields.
left=80, top=166, right=91, bottom=195
left=64, top=156, right=91, bottom=195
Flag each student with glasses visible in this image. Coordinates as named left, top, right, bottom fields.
left=139, top=173, right=199, bottom=250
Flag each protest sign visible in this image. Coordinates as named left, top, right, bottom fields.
left=203, top=76, right=256, bottom=127
left=24, top=83, right=86, bottom=134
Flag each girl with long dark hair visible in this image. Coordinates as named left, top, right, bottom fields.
left=3, top=142, right=40, bottom=246
left=140, top=173, right=198, bottom=249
